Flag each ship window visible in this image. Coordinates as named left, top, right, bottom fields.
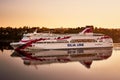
left=70, top=39, right=96, bottom=43
left=57, top=37, right=61, bottom=39
left=36, top=40, right=69, bottom=44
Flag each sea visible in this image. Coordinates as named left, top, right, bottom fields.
left=1, top=44, right=120, bottom=80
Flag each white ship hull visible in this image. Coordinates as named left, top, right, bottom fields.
left=10, top=42, right=26, bottom=49
left=27, top=42, right=113, bottom=50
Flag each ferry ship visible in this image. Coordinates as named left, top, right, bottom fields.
left=10, top=27, right=113, bottom=51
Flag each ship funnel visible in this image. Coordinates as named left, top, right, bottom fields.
left=79, top=28, right=93, bottom=35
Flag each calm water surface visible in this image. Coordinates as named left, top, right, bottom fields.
left=0, top=48, right=120, bottom=80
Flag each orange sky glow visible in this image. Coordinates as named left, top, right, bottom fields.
left=1, top=0, right=120, bottom=28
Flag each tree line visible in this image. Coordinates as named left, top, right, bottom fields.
left=0, top=26, right=120, bottom=43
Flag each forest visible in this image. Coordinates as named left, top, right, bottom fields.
left=0, top=26, right=120, bottom=43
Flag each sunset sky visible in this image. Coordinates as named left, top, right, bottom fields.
left=1, top=0, right=120, bottom=28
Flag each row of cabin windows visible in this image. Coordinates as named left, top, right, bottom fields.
left=36, top=39, right=97, bottom=44
left=70, top=39, right=97, bottom=43
left=36, top=40, right=69, bottom=43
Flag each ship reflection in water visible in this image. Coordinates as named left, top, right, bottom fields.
left=11, top=48, right=112, bottom=69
